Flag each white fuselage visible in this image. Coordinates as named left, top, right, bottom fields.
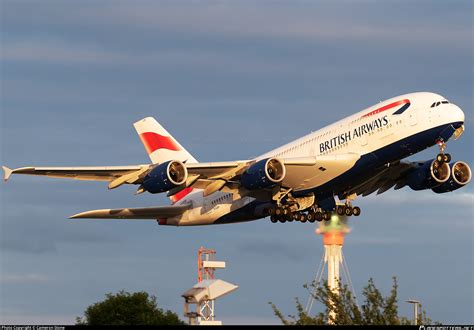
left=167, top=92, right=465, bottom=226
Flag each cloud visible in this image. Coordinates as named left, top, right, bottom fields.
left=1, top=273, right=51, bottom=284
left=235, top=239, right=313, bottom=262
left=361, top=190, right=474, bottom=208
left=59, top=2, right=471, bottom=45
left=0, top=237, right=57, bottom=254
left=347, top=236, right=402, bottom=246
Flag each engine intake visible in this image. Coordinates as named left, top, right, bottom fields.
left=407, top=159, right=450, bottom=191
left=241, top=158, right=286, bottom=190
left=142, top=160, right=188, bottom=194
left=432, top=161, right=472, bottom=193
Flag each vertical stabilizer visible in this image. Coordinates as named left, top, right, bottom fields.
left=133, top=117, right=198, bottom=165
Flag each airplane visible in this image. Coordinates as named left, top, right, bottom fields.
left=2, top=92, right=471, bottom=226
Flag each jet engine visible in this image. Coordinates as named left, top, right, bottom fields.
left=142, top=160, right=188, bottom=194
left=432, top=161, right=472, bottom=193
left=407, top=159, right=451, bottom=191
left=241, top=158, right=286, bottom=190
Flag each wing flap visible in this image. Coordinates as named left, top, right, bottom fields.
left=185, top=161, right=247, bottom=179
left=69, top=204, right=190, bottom=219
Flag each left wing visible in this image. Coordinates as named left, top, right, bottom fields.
left=2, top=165, right=150, bottom=188
left=3, top=153, right=361, bottom=194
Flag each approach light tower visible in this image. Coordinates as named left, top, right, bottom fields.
left=305, top=209, right=357, bottom=324
left=182, top=246, right=238, bottom=326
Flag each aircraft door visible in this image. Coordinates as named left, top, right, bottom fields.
left=408, top=110, right=418, bottom=126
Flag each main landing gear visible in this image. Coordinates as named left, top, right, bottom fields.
left=269, top=203, right=362, bottom=223
left=269, top=206, right=334, bottom=224
left=335, top=204, right=361, bottom=217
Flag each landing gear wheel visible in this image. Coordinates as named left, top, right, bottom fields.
left=443, top=153, right=451, bottom=163
left=336, top=205, right=345, bottom=216
left=282, top=208, right=291, bottom=220
left=323, top=212, right=331, bottom=221
left=278, top=218, right=286, bottom=223
left=300, top=213, right=308, bottom=223
left=352, top=206, right=361, bottom=216
left=433, top=160, right=441, bottom=169
left=270, top=216, right=278, bottom=223
left=298, top=213, right=307, bottom=222
left=275, top=207, right=283, bottom=216
left=315, top=212, right=323, bottom=222
left=287, top=213, right=295, bottom=222
left=344, top=206, right=353, bottom=216
left=436, top=153, right=444, bottom=163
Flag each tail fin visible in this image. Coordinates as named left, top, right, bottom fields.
left=133, top=117, right=198, bottom=165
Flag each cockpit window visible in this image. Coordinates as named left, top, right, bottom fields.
left=431, top=100, right=449, bottom=108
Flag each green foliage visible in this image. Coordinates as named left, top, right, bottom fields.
left=76, top=290, right=185, bottom=325
left=270, top=277, right=436, bottom=325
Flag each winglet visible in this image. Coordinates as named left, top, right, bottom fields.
left=2, top=166, right=13, bottom=182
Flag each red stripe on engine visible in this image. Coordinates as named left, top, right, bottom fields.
left=170, top=187, right=194, bottom=203
left=139, top=132, right=181, bottom=154
left=361, top=99, right=410, bottom=118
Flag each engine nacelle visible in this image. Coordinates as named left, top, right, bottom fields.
left=142, top=160, right=188, bottom=194
left=241, top=158, right=286, bottom=190
left=432, top=161, right=472, bottom=193
left=407, top=159, right=451, bottom=191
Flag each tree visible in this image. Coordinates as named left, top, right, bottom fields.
left=76, top=290, right=186, bottom=325
left=270, top=277, right=436, bottom=325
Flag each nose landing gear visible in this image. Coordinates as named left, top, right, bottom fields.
left=435, top=139, right=452, bottom=165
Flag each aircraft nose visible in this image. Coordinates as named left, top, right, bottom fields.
left=452, top=105, right=465, bottom=128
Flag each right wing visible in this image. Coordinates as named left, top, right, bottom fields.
left=338, top=160, right=416, bottom=198
left=69, top=204, right=190, bottom=219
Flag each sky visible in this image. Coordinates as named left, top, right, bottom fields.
left=1, top=0, right=473, bottom=325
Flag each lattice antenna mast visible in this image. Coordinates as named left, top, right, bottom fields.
left=198, top=246, right=217, bottom=283
left=182, top=246, right=236, bottom=325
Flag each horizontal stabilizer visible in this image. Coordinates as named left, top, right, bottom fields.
left=69, top=204, right=190, bottom=219
left=2, top=166, right=13, bottom=182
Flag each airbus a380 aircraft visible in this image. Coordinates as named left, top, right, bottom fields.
left=3, top=92, right=471, bottom=226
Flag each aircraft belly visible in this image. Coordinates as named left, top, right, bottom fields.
left=177, top=196, right=255, bottom=226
